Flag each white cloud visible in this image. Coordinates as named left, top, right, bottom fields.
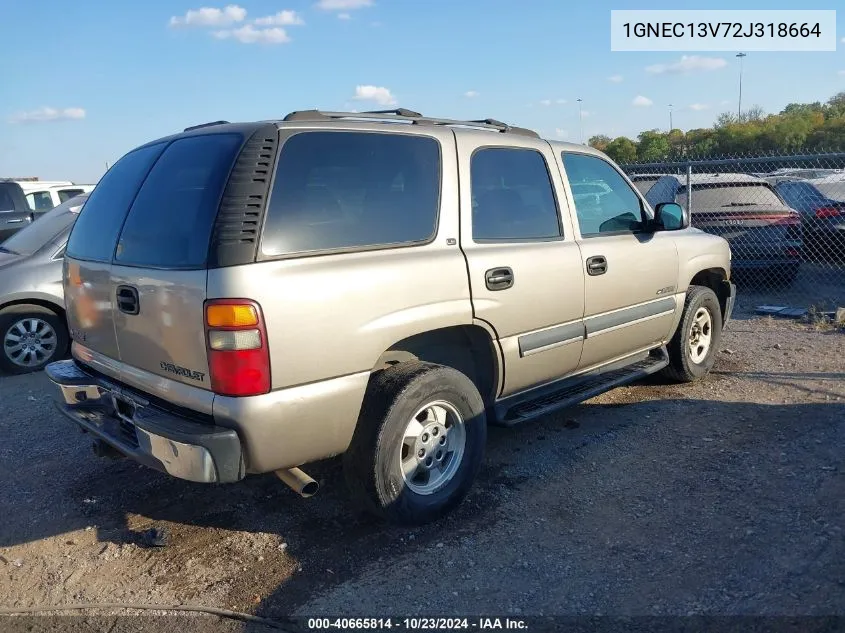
left=720, top=99, right=732, bottom=106
left=632, top=95, right=653, bottom=107
left=337, top=12, right=352, bottom=19
left=842, top=37, right=845, bottom=43
left=170, top=4, right=246, bottom=27
left=689, top=103, right=710, bottom=111
left=316, top=0, right=372, bottom=10
left=254, top=10, right=304, bottom=26
left=213, top=25, right=290, bottom=44
left=556, top=98, right=567, bottom=104
left=608, top=75, right=623, bottom=83
left=539, top=99, right=552, bottom=106
left=580, top=110, right=591, bottom=118
left=464, top=90, right=480, bottom=98
left=352, top=85, right=396, bottom=106
left=9, top=107, right=86, bottom=124
left=646, top=55, right=727, bottom=75
left=555, top=128, right=569, bottom=139
left=839, top=70, right=845, bottom=77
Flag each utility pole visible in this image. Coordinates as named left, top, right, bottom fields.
left=577, top=98, right=584, bottom=144
left=669, top=103, right=674, bottom=131
left=736, top=52, right=747, bottom=120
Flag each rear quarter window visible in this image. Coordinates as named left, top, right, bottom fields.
left=114, top=133, right=243, bottom=268
left=67, top=143, right=166, bottom=262
left=260, top=131, right=441, bottom=257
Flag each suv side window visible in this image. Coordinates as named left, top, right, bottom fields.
left=561, top=153, right=645, bottom=237
left=67, top=143, right=166, bottom=262
left=261, top=131, right=441, bottom=257
left=471, top=148, right=561, bottom=241
left=28, top=191, right=55, bottom=211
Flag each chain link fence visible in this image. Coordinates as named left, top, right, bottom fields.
left=621, top=152, right=845, bottom=316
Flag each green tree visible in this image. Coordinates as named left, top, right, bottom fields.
left=636, top=130, right=670, bottom=162
left=588, top=135, right=612, bottom=152
left=603, top=137, right=637, bottom=164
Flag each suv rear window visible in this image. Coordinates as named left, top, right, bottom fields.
left=115, top=133, right=242, bottom=268
left=260, top=131, right=441, bottom=256
left=67, top=143, right=166, bottom=262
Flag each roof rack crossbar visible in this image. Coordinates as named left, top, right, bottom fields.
left=183, top=120, right=230, bottom=132
left=281, top=109, right=539, bottom=138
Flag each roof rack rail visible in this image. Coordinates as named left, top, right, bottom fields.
left=183, top=120, right=230, bottom=132
left=281, top=109, right=539, bottom=138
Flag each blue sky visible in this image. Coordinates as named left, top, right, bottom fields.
left=2, top=0, right=844, bottom=183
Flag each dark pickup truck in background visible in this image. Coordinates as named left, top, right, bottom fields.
left=0, top=181, right=35, bottom=241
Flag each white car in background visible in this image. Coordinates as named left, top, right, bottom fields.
left=16, top=181, right=96, bottom=212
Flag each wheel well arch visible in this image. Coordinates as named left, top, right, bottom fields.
left=372, top=325, right=501, bottom=406
left=688, top=268, right=730, bottom=319
left=0, top=298, right=66, bottom=321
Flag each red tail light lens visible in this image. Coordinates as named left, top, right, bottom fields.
left=785, top=247, right=801, bottom=258
left=774, top=213, right=801, bottom=226
left=815, top=207, right=842, bottom=219
left=204, top=299, right=270, bottom=397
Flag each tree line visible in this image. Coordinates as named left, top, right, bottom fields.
left=590, top=92, right=845, bottom=165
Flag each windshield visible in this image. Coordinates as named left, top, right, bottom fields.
left=678, top=183, right=783, bottom=210
left=0, top=194, right=87, bottom=256
left=776, top=182, right=828, bottom=210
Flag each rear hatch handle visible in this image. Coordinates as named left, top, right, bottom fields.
left=116, top=285, right=140, bottom=315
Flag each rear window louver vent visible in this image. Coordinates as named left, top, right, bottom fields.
left=209, top=126, right=279, bottom=267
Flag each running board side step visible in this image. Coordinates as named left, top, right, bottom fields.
left=494, top=347, right=669, bottom=427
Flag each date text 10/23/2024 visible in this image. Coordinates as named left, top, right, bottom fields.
left=307, top=618, right=529, bottom=630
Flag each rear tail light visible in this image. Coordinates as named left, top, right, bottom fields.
left=204, top=299, right=270, bottom=397
left=774, top=213, right=801, bottom=226
left=815, top=207, right=842, bottom=219
left=785, top=247, right=801, bottom=258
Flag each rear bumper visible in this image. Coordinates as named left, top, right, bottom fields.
left=45, top=359, right=244, bottom=483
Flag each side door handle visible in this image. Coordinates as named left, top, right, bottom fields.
left=116, top=285, right=140, bottom=315
left=586, top=256, right=608, bottom=276
left=485, top=267, right=514, bottom=291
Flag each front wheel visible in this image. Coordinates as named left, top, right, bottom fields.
left=662, top=285, right=723, bottom=383
left=343, top=361, right=487, bottom=526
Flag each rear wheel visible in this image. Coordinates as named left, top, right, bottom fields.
left=0, top=305, right=68, bottom=374
left=343, top=361, right=487, bottom=526
left=663, top=286, right=722, bottom=383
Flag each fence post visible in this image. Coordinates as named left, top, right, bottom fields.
left=686, top=162, right=693, bottom=214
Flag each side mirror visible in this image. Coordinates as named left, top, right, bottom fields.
left=653, top=202, right=688, bottom=231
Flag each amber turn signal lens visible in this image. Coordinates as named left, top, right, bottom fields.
left=206, top=304, right=259, bottom=328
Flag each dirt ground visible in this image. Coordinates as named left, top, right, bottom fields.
left=1, top=315, right=843, bottom=628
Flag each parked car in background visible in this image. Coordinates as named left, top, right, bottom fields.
left=773, top=179, right=845, bottom=262
left=647, top=173, right=803, bottom=286
left=0, top=180, right=35, bottom=241
left=17, top=181, right=96, bottom=212
left=628, top=173, right=669, bottom=196
left=0, top=193, right=88, bottom=373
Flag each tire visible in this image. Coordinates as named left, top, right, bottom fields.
left=0, top=304, right=69, bottom=375
left=662, top=286, right=722, bottom=383
left=343, top=361, right=487, bottom=526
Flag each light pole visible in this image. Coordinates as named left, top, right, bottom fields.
left=669, top=103, right=674, bottom=131
left=736, top=52, right=747, bottom=120
left=577, top=98, right=584, bottom=144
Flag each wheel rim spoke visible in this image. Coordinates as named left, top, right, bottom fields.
left=4, top=317, right=57, bottom=368
left=399, top=399, right=467, bottom=496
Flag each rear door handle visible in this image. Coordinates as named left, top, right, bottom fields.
left=485, top=267, right=514, bottom=291
left=586, top=256, right=608, bottom=276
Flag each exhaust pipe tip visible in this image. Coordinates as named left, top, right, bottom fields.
left=275, top=467, right=319, bottom=498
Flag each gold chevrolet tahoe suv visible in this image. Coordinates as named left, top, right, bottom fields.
left=46, top=109, right=735, bottom=525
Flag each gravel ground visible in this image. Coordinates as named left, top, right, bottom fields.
left=1, top=315, right=843, bottom=626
